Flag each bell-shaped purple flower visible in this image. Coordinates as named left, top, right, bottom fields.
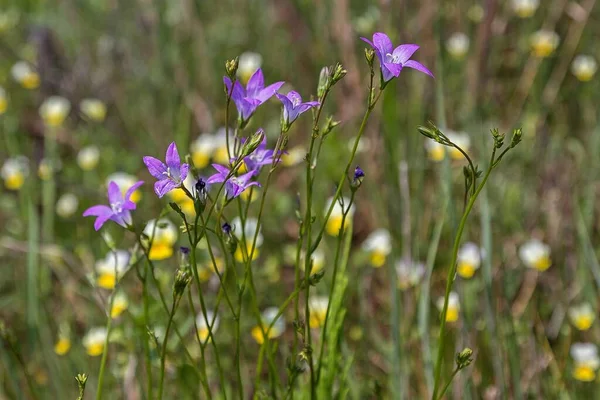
left=360, top=32, right=433, bottom=82
left=275, top=91, right=320, bottom=128
left=224, top=68, right=284, bottom=122
left=143, top=142, right=189, bottom=198
left=83, top=180, right=144, bottom=230
left=206, top=164, right=260, bottom=200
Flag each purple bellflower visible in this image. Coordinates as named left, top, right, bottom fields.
left=224, top=68, right=284, bottom=122
left=275, top=91, right=320, bottom=129
left=143, top=142, right=189, bottom=198
left=243, top=131, right=275, bottom=175
left=206, top=164, right=260, bottom=200
left=360, top=32, right=433, bottom=82
left=83, top=180, right=144, bottom=231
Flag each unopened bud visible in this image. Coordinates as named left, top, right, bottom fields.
left=317, top=66, right=330, bottom=99
left=352, top=165, right=365, bottom=189
left=456, top=347, right=474, bottom=369
left=225, top=57, right=239, bottom=80
left=331, top=63, right=347, bottom=85
left=240, top=128, right=265, bottom=158
left=173, top=268, right=192, bottom=298
left=365, top=48, right=375, bottom=68
left=322, top=116, right=340, bottom=136
left=510, top=128, right=522, bottom=148
left=309, top=269, right=325, bottom=286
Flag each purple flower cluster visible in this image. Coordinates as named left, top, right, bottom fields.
left=83, top=32, right=430, bottom=233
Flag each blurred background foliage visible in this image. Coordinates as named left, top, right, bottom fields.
left=2, top=0, right=600, bottom=399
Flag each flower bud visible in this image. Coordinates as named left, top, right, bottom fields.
left=331, top=63, right=347, bottom=85
left=510, top=128, right=522, bottom=148
left=317, top=66, right=330, bottom=99
left=240, top=129, right=265, bottom=159
left=309, top=269, right=325, bottom=286
left=352, top=165, right=365, bottom=189
left=456, top=347, right=474, bottom=369
left=225, top=57, right=239, bottom=80
left=322, top=116, right=341, bottom=137
left=173, top=268, right=192, bottom=298
left=365, top=48, right=375, bottom=68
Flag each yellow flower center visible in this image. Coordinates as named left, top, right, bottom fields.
left=128, top=190, right=141, bottom=203
left=446, top=306, right=459, bottom=322
left=240, top=186, right=258, bottom=202
left=457, top=262, right=477, bottom=279
left=149, top=243, right=174, bottom=260
left=86, top=342, right=104, bottom=357
left=369, top=250, right=387, bottom=268
left=43, top=112, right=67, bottom=127
left=428, top=146, right=445, bottom=162
left=573, top=364, right=596, bottom=382
left=0, top=97, right=7, bottom=114
left=574, top=315, right=594, bottom=331
left=4, top=173, right=24, bottom=190
left=192, top=151, right=210, bottom=169
left=213, top=147, right=230, bottom=164
left=97, top=273, right=116, bottom=290
left=532, top=41, right=556, bottom=58
left=198, top=327, right=211, bottom=342
left=532, top=256, right=551, bottom=271
left=54, top=338, right=71, bottom=355
left=449, top=147, right=466, bottom=161
left=79, top=158, right=98, bottom=171
left=309, top=311, right=327, bottom=329
left=326, top=215, right=348, bottom=237
left=110, top=301, right=128, bottom=318
left=575, top=69, right=595, bottom=82
left=234, top=242, right=259, bottom=263
left=251, top=325, right=281, bottom=344
left=21, top=73, right=40, bottom=89
left=516, top=7, right=536, bottom=18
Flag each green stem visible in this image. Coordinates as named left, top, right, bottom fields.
left=431, top=150, right=496, bottom=400
left=315, top=194, right=355, bottom=382
left=95, top=291, right=117, bottom=400
left=435, top=368, right=460, bottom=400
left=186, top=290, right=212, bottom=399
left=158, top=295, right=180, bottom=400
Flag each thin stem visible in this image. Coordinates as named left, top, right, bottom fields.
left=186, top=290, right=212, bottom=399
left=158, top=295, right=180, bottom=400
left=316, top=194, right=355, bottom=382
left=95, top=290, right=117, bottom=400
left=435, top=368, right=460, bottom=400
left=431, top=149, right=496, bottom=399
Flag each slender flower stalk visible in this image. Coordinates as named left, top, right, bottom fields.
left=431, top=126, right=521, bottom=399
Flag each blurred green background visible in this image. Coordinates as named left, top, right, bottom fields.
left=2, top=0, right=600, bottom=398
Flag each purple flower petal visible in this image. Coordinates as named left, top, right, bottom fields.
left=125, top=181, right=144, bottom=202
left=212, top=164, right=231, bottom=175
left=107, top=181, right=123, bottom=205
left=143, top=156, right=167, bottom=179
left=246, top=69, right=265, bottom=98
left=287, top=91, right=302, bottom=106
left=403, top=60, right=434, bottom=77
left=179, top=163, right=189, bottom=182
left=360, top=37, right=374, bottom=47
left=121, top=200, right=136, bottom=211
left=83, top=204, right=113, bottom=217
left=392, top=44, right=420, bottom=64
left=93, top=214, right=112, bottom=231
left=165, top=142, right=181, bottom=170
left=255, top=81, right=285, bottom=103
left=154, top=179, right=177, bottom=198
left=372, top=32, right=393, bottom=58
left=382, top=63, right=402, bottom=81
left=206, top=174, right=226, bottom=184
